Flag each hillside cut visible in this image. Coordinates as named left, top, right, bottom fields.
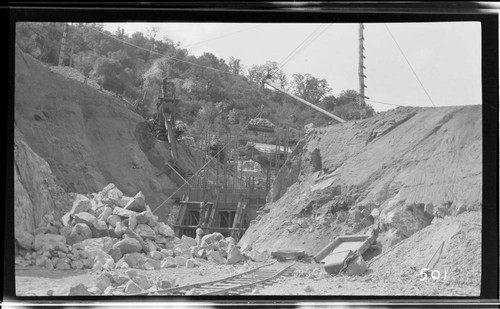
left=239, top=106, right=482, bottom=255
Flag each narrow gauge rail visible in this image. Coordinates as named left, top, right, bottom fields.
left=130, top=261, right=295, bottom=296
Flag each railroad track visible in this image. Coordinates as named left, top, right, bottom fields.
left=132, top=261, right=296, bottom=296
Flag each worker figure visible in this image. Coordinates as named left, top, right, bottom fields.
left=198, top=199, right=209, bottom=227
left=195, top=228, right=205, bottom=247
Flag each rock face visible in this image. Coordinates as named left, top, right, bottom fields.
left=14, top=125, right=70, bottom=248
left=240, top=106, right=482, bottom=255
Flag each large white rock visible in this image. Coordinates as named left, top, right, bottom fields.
left=201, top=232, right=224, bottom=246
left=207, top=250, right=227, bottom=264
left=114, top=238, right=142, bottom=255
left=73, top=237, right=113, bottom=254
left=113, top=207, right=137, bottom=218
left=32, top=233, right=66, bottom=251
left=70, top=194, right=92, bottom=216
left=181, top=235, right=197, bottom=247
left=88, top=249, right=114, bottom=268
left=74, top=212, right=109, bottom=238
left=161, top=257, right=177, bottom=269
left=381, top=204, right=432, bottom=238
left=61, top=213, right=72, bottom=227
left=243, top=250, right=267, bottom=262
left=128, top=212, right=138, bottom=230
left=15, top=229, right=34, bottom=250
left=68, top=283, right=90, bottom=296
left=67, top=223, right=92, bottom=245
left=124, top=192, right=147, bottom=213
left=175, top=256, right=187, bottom=267
left=124, top=281, right=142, bottom=294
left=157, top=222, right=174, bottom=237
left=134, top=224, right=156, bottom=240
left=226, top=246, right=243, bottom=264
left=106, top=214, right=123, bottom=227
left=99, top=206, right=113, bottom=223
left=344, top=256, right=367, bottom=276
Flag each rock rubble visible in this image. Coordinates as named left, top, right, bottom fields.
left=16, top=183, right=272, bottom=295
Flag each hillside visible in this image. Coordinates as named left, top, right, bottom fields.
left=239, top=105, right=482, bottom=255
left=14, top=48, right=208, bottom=221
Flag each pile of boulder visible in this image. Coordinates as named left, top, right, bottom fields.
left=207, top=136, right=226, bottom=163
left=248, top=117, right=275, bottom=129
left=61, top=269, right=179, bottom=296
left=15, top=184, right=266, bottom=275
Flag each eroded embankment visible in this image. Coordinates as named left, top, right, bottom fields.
left=239, top=105, right=482, bottom=255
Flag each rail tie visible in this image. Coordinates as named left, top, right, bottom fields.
left=129, top=261, right=295, bottom=296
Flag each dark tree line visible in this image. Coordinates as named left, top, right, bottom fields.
left=16, top=22, right=376, bottom=145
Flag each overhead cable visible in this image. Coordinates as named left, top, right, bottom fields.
left=384, top=24, right=436, bottom=107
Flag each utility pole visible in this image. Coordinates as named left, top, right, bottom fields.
left=58, top=23, right=68, bottom=66
left=358, top=23, right=369, bottom=107
left=69, top=44, right=74, bottom=67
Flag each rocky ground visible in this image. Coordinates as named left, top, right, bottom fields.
left=15, top=183, right=273, bottom=296
left=15, top=200, right=480, bottom=296
left=257, top=212, right=481, bottom=296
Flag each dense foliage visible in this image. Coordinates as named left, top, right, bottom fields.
left=16, top=22, right=376, bottom=145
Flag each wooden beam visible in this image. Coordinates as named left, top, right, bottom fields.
left=173, top=225, right=245, bottom=232
left=264, top=80, right=346, bottom=123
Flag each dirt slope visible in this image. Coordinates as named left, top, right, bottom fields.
left=371, top=211, right=481, bottom=290
left=239, top=105, right=482, bottom=256
left=14, top=48, right=203, bottom=216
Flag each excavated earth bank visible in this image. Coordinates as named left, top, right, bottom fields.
left=240, top=105, right=482, bottom=256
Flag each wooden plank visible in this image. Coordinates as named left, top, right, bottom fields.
left=231, top=199, right=248, bottom=240
left=207, top=192, right=220, bottom=227
left=239, top=201, right=248, bottom=227
left=165, top=119, right=178, bottom=161
left=232, top=202, right=242, bottom=229
left=174, top=203, right=188, bottom=237
left=173, top=225, right=245, bottom=232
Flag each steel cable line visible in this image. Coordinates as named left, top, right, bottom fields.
left=365, top=99, right=405, bottom=107
left=152, top=128, right=244, bottom=214
left=275, top=24, right=327, bottom=72
left=384, top=24, right=436, bottom=107
left=151, top=25, right=332, bottom=210
left=153, top=95, right=270, bottom=213
left=278, top=24, right=331, bottom=71
left=84, top=25, right=250, bottom=212
left=183, top=25, right=261, bottom=49
left=87, top=25, right=239, bottom=77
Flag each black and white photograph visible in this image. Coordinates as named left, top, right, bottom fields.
left=9, top=4, right=493, bottom=304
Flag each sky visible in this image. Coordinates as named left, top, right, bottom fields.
left=103, top=22, right=481, bottom=112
